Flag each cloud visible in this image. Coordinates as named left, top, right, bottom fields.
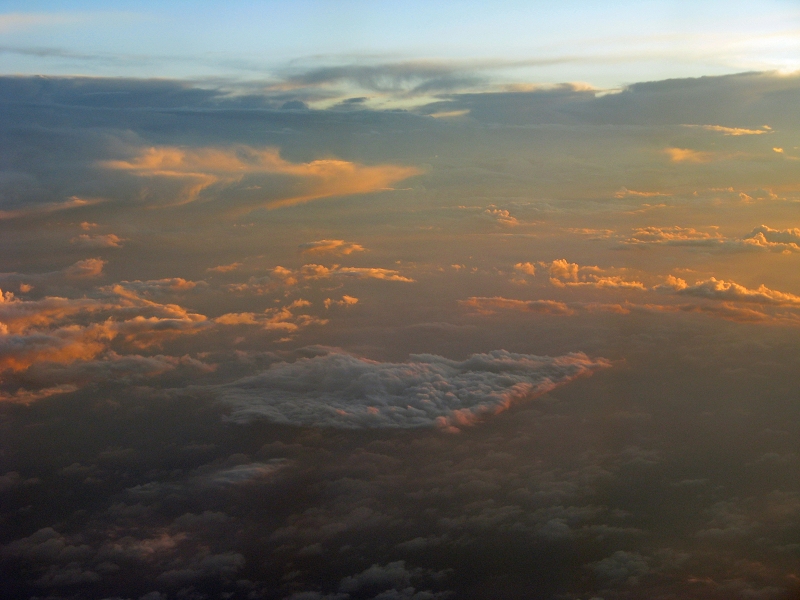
left=337, top=560, right=450, bottom=597
left=101, top=145, right=420, bottom=209
left=324, top=295, right=358, bottom=309
left=589, top=551, right=650, bottom=584
left=626, top=226, right=725, bottom=246
left=513, top=262, right=536, bottom=276
left=117, top=278, right=205, bottom=294
left=63, top=258, right=105, bottom=279
left=665, top=147, right=715, bottom=163
left=299, top=240, right=366, bottom=256
left=659, top=276, right=800, bottom=306
left=201, top=461, right=287, bottom=486
left=543, top=260, right=645, bottom=290
left=459, top=297, right=573, bottom=316
left=624, top=225, right=800, bottom=253
left=70, top=233, right=125, bottom=248
left=226, top=264, right=414, bottom=293
left=207, top=262, right=242, bottom=273
left=216, top=348, right=610, bottom=430
left=484, top=207, right=518, bottom=226
left=332, top=267, right=414, bottom=282
left=0, top=324, right=113, bottom=372
left=682, top=124, right=771, bottom=136
left=0, top=196, right=104, bottom=220
left=214, top=299, right=327, bottom=333
left=614, top=188, right=668, bottom=198
left=742, top=225, right=800, bottom=253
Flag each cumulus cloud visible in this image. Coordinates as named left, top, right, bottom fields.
left=659, top=276, right=800, bottom=306
left=513, top=262, right=536, bottom=276
left=62, top=258, right=106, bottom=279
left=624, top=225, right=800, bottom=253
left=299, top=240, right=366, bottom=255
left=216, top=348, right=610, bottom=430
left=70, top=233, right=125, bottom=248
left=626, top=226, right=724, bottom=246
left=215, top=299, right=327, bottom=333
left=324, top=295, right=358, bottom=309
left=207, top=262, right=242, bottom=273
left=589, top=551, right=650, bottom=584
left=226, top=264, right=414, bottom=294
left=484, top=207, right=518, bottom=226
left=543, top=260, right=645, bottom=290
left=742, top=225, right=800, bottom=253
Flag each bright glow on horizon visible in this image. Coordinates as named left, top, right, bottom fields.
left=0, top=0, right=798, bottom=88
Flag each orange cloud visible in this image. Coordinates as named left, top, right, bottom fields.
left=614, top=187, right=668, bottom=198
left=207, top=262, right=243, bottom=273
left=683, top=124, right=771, bottom=136
left=665, top=148, right=715, bottom=163
left=659, top=276, right=800, bottom=306
left=542, top=260, right=645, bottom=290
left=459, top=297, right=573, bottom=316
left=215, top=300, right=327, bottom=333
left=299, top=240, right=366, bottom=255
left=102, top=145, right=420, bottom=210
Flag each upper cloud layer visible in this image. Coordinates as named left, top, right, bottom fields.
left=216, top=349, right=611, bottom=430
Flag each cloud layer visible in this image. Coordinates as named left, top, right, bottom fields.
left=217, top=349, right=610, bottom=430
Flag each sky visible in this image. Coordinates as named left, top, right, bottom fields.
left=1, top=3, right=800, bottom=600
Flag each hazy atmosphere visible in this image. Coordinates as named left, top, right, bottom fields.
left=2, top=2, right=800, bottom=599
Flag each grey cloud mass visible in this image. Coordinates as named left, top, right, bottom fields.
left=218, top=349, right=610, bottom=430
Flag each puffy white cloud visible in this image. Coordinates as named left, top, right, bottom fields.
left=217, top=349, right=610, bottom=430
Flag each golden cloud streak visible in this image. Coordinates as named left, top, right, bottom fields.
left=101, top=145, right=421, bottom=210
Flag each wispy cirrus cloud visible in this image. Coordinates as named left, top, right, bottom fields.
left=682, top=124, right=772, bottom=136
left=101, top=145, right=420, bottom=210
